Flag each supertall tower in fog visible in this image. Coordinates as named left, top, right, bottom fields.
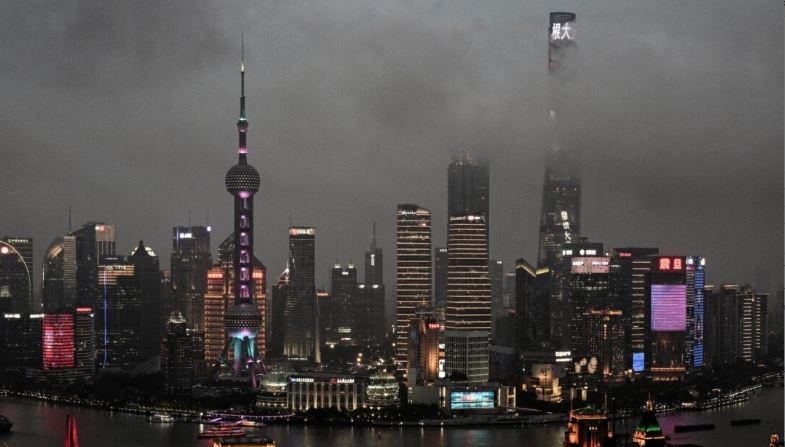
left=219, top=50, right=264, bottom=386
left=536, top=12, right=581, bottom=270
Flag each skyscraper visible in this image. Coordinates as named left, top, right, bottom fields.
left=1, top=237, right=33, bottom=312
left=395, top=204, right=432, bottom=374
left=609, top=247, right=659, bottom=371
left=537, top=12, right=580, bottom=270
left=130, top=241, right=162, bottom=361
left=0, top=239, right=33, bottom=314
left=330, top=261, right=358, bottom=346
left=445, top=214, right=491, bottom=383
left=433, top=247, right=448, bottom=313
left=490, top=259, right=504, bottom=323
left=285, top=227, right=317, bottom=362
left=96, top=255, right=141, bottom=369
left=42, top=236, right=77, bottom=312
left=71, top=223, right=99, bottom=309
left=171, top=226, right=212, bottom=330
left=646, top=255, right=704, bottom=380
left=161, top=311, right=194, bottom=396
left=448, top=152, right=489, bottom=221
left=268, top=267, right=289, bottom=358
left=219, top=53, right=265, bottom=385
left=363, top=223, right=386, bottom=346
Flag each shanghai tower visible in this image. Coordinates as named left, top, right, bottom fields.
left=536, top=12, right=581, bottom=270
left=218, top=45, right=264, bottom=387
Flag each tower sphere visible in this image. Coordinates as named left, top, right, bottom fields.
left=224, top=302, right=262, bottom=338
left=225, top=163, right=260, bottom=194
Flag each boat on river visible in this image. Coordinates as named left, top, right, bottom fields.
left=147, top=412, right=175, bottom=423
left=673, top=423, right=715, bottom=433
left=730, top=418, right=761, bottom=426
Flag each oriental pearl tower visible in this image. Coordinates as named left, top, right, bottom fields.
left=219, top=42, right=264, bottom=387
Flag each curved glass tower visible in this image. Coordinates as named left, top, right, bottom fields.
left=220, top=53, right=263, bottom=387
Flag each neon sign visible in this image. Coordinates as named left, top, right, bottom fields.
left=551, top=22, right=573, bottom=41
left=658, top=257, right=684, bottom=271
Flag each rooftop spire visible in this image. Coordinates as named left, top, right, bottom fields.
left=237, top=34, right=249, bottom=163
left=371, top=220, right=377, bottom=250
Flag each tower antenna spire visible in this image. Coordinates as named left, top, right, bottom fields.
left=237, top=34, right=249, bottom=163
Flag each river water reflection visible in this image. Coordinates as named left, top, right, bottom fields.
left=0, top=387, right=780, bottom=446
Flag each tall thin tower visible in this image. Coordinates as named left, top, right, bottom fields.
left=219, top=42, right=264, bottom=387
left=536, top=12, right=581, bottom=270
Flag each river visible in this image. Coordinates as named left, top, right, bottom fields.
left=0, top=387, right=781, bottom=446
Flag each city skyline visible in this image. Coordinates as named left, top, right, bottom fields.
left=1, top=1, right=781, bottom=320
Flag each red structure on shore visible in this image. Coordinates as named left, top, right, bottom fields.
left=64, top=414, right=79, bottom=447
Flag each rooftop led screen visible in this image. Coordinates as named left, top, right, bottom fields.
left=450, top=391, right=496, bottom=410
left=651, top=284, right=687, bottom=331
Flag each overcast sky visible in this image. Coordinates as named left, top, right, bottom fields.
left=1, top=1, right=782, bottom=315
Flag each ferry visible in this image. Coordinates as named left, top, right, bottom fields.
left=239, top=419, right=266, bottom=428
left=147, top=413, right=175, bottom=423
left=198, top=425, right=247, bottom=439
left=730, top=418, right=761, bottom=426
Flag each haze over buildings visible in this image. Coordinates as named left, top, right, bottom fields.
left=0, top=2, right=779, bottom=316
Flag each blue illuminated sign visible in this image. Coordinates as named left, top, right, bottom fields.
left=632, top=352, right=645, bottom=372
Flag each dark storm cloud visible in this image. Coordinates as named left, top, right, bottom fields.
left=0, top=1, right=781, bottom=313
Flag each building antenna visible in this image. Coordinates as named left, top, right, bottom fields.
left=188, top=209, right=191, bottom=227
left=68, top=205, right=72, bottom=233
left=206, top=208, right=210, bottom=227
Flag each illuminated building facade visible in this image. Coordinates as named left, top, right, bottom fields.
left=395, top=204, right=432, bottom=374
left=366, top=372, right=399, bottom=408
left=218, top=54, right=265, bottom=386
left=568, top=255, right=610, bottom=354
left=0, top=237, right=33, bottom=312
left=631, top=401, right=666, bottom=447
left=287, top=373, right=366, bottom=411
left=285, top=227, right=317, bottom=361
left=407, top=304, right=440, bottom=385
left=42, top=313, right=75, bottom=369
left=203, top=266, right=228, bottom=371
left=445, top=214, right=490, bottom=383
left=609, top=247, right=659, bottom=372
left=0, top=239, right=32, bottom=314
left=563, top=407, right=613, bottom=447
left=42, top=236, right=77, bottom=312
left=646, top=256, right=704, bottom=379
left=161, top=311, right=194, bottom=396
left=171, top=225, right=212, bottom=330
left=583, top=309, right=624, bottom=379
left=739, top=288, right=768, bottom=363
